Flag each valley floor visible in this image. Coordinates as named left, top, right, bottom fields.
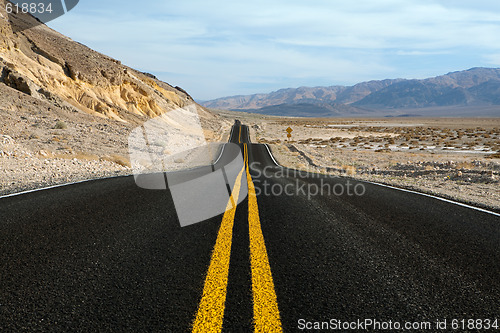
left=217, top=111, right=499, bottom=212
left=0, top=101, right=230, bottom=196
left=2, top=106, right=499, bottom=213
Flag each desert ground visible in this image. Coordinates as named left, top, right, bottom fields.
left=1, top=102, right=499, bottom=212
left=0, top=92, right=230, bottom=196
left=216, top=110, right=500, bottom=211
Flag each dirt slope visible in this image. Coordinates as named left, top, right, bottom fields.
left=0, top=2, right=229, bottom=195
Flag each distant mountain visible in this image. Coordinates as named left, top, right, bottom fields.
left=201, top=80, right=400, bottom=110
left=248, top=102, right=367, bottom=118
left=354, top=68, right=500, bottom=109
left=201, top=68, right=500, bottom=117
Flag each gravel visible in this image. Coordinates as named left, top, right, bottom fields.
left=268, top=143, right=500, bottom=212
left=0, top=149, right=131, bottom=196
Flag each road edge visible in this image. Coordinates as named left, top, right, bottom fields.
left=264, top=144, right=500, bottom=217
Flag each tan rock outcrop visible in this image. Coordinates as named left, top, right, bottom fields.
left=0, top=0, right=220, bottom=128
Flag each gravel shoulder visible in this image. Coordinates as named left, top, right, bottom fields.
left=268, top=143, right=500, bottom=212
left=217, top=112, right=500, bottom=212
left=0, top=133, right=132, bottom=196
left=0, top=97, right=229, bottom=197
left=3, top=105, right=498, bottom=214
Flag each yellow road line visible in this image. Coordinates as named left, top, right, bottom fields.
left=192, top=142, right=282, bottom=332
left=244, top=144, right=283, bottom=332
left=192, top=163, right=246, bottom=333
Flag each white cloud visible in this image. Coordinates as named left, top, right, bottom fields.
left=47, top=0, right=500, bottom=99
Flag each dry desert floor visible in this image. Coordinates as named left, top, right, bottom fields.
left=2, top=105, right=499, bottom=213
left=216, top=110, right=500, bottom=212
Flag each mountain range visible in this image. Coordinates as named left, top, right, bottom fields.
left=201, top=68, right=500, bottom=117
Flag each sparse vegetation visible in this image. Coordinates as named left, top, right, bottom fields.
left=241, top=117, right=500, bottom=211
left=54, top=121, right=67, bottom=130
left=153, top=140, right=167, bottom=148
left=342, top=165, right=356, bottom=175
left=487, top=152, right=500, bottom=159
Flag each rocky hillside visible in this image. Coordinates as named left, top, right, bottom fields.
left=355, top=68, right=500, bottom=109
left=0, top=0, right=222, bottom=131
left=202, top=68, right=500, bottom=117
left=0, top=0, right=230, bottom=196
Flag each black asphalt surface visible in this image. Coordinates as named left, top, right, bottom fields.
left=1, top=122, right=499, bottom=332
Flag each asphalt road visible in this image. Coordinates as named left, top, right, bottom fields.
left=1, top=122, right=499, bottom=332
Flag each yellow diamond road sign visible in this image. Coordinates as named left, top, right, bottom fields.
left=286, top=127, right=293, bottom=134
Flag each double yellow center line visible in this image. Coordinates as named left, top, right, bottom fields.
left=192, top=139, right=283, bottom=332
left=244, top=144, right=283, bottom=332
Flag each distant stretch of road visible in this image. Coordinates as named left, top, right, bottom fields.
left=1, top=122, right=499, bottom=332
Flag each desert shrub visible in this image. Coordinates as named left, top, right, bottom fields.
left=486, top=152, right=500, bottom=159
left=54, top=121, right=67, bottom=130
left=342, top=165, right=356, bottom=175
left=455, top=162, right=473, bottom=170
left=62, top=146, right=73, bottom=153
left=153, top=140, right=167, bottom=148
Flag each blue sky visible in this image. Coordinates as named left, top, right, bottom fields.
left=48, top=0, right=500, bottom=100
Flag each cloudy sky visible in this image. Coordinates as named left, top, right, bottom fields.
left=48, top=0, right=500, bottom=100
